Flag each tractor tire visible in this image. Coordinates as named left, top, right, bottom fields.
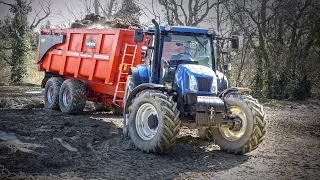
left=59, top=79, right=87, bottom=114
left=203, top=95, right=266, bottom=154
left=44, top=77, right=64, bottom=110
left=128, top=90, right=181, bottom=153
left=93, top=102, right=112, bottom=112
left=123, top=75, right=134, bottom=137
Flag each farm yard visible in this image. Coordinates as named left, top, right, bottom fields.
left=0, top=84, right=319, bottom=180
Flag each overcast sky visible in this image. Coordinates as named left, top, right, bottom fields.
left=0, top=0, right=216, bottom=31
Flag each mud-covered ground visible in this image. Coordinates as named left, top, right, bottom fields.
left=0, top=85, right=320, bottom=180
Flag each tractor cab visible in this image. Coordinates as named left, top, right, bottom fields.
left=136, top=25, right=218, bottom=87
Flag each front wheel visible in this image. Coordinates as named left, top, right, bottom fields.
left=207, top=95, right=266, bottom=154
left=128, top=90, right=181, bottom=153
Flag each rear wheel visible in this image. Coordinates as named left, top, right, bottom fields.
left=59, top=79, right=87, bottom=114
left=44, top=77, right=64, bottom=110
left=128, top=90, right=181, bottom=153
left=200, top=95, right=266, bottom=154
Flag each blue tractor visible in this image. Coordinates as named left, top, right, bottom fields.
left=123, top=20, right=266, bottom=154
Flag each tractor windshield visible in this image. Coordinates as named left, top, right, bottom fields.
left=161, top=34, right=213, bottom=68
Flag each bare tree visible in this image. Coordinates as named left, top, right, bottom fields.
left=99, top=0, right=118, bottom=19
left=135, top=0, right=162, bottom=24
left=157, top=0, right=227, bottom=26
left=30, top=0, right=52, bottom=29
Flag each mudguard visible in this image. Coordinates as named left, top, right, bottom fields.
left=218, top=87, right=252, bottom=98
left=124, top=83, right=166, bottom=114
left=38, top=35, right=66, bottom=62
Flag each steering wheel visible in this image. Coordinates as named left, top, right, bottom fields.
left=177, top=52, right=192, bottom=58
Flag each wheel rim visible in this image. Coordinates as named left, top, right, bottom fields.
left=62, top=88, right=71, bottom=107
left=219, top=106, right=247, bottom=141
left=135, top=103, right=159, bottom=141
left=46, top=86, right=54, bottom=104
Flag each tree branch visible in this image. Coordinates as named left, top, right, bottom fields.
left=0, top=53, right=12, bottom=66
left=30, top=0, right=52, bottom=29
left=0, top=1, right=14, bottom=7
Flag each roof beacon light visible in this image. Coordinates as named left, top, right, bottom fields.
left=165, top=26, right=172, bottom=31
left=207, top=30, right=214, bottom=35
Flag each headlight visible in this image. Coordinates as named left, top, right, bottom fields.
left=189, top=74, right=198, bottom=92
left=165, top=26, right=172, bottom=31
left=211, top=79, right=217, bottom=93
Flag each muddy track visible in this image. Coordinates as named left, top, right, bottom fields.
left=0, top=85, right=320, bottom=180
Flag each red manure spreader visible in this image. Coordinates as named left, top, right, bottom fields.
left=38, top=28, right=146, bottom=114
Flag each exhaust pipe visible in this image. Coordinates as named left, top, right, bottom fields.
left=151, top=19, right=160, bottom=84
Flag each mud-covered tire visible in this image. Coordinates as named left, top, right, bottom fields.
left=59, top=79, right=87, bottom=114
left=209, top=95, right=266, bottom=154
left=123, top=75, right=134, bottom=137
left=128, top=90, right=181, bottom=153
left=44, top=77, right=64, bottom=110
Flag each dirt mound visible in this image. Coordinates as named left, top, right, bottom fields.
left=70, top=13, right=142, bottom=29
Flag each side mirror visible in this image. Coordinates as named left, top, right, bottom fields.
left=134, top=29, right=144, bottom=42
left=231, top=36, right=239, bottom=49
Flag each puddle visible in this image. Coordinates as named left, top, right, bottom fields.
left=24, top=90, right=43, bottom=94
left=0, top=131, right=44, bottom=153
left=53, top=138, right=78, bottom=152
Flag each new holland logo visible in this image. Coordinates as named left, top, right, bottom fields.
left=85, top=39, right=96, bottom=49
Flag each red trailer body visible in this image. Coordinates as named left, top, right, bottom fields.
left=37, top=28, right=147, bottom=106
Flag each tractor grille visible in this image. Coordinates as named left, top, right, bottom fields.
left=197, top=77, right=212, bottom=92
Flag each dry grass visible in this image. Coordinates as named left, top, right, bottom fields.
left=23, top=51, right=44, bottom=85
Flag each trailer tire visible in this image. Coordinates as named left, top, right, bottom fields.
left=59, top=79, right=87, bottom=114
left=123, top=75, right=134, bottom=137
left=128, top=90, right=181, bottom=153
left=44, top=77, right=64, bottom=110
left=209, top=95, right=266, bottom=154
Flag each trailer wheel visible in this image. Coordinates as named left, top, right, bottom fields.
left=44, top=77, right=64, bottom=110
left=128, top=90, right=181, bottom=153
left=123, top=75, right=134, bottom=136
left=59, top=79, right=87, bottom=114
left=209, top=95, right=266, bottom=154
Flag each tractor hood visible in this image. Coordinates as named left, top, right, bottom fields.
left=175, top=64, right=217, bottom=94
left=180, top=64, right=214, bottom=76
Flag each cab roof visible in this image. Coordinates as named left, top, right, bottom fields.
left=147, top=25, right=216, bottom=36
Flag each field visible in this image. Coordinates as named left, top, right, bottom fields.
left=0, top=85, right=320, bottom=180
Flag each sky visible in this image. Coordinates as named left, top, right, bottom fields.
left=0, top=0, right=217, bottom=31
